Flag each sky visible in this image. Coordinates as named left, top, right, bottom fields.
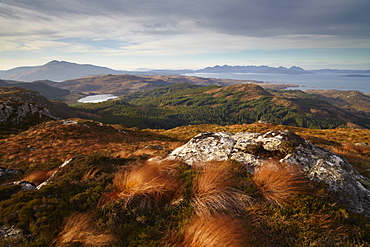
left=0, top=0, right=370, bottom=71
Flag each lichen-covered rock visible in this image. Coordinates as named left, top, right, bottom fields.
left=0, top=167, right=20, bottom=180
left=167, top=130, right=370, bottom=217
left=168, top=132, right=236, bottom=166
left=0, top=225, right=24, bottom=241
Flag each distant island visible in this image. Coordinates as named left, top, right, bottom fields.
left=340, top=74, right=370, bottom=78
left=1, top=60, right=369, bottom=82
left=0, top=61, right=311, bottom=81
left=196, top=65, right=310, bottom=75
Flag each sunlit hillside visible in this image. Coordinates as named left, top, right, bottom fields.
left=1, top=117, right=370, bottom=246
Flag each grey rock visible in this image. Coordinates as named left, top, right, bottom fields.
left=0, top=225, right=24, bottom=241
left=0, top=180, right=37, bottom=191
left=0, top=167, right=20, bottom=179
left=0, top=99, right=56, bottom=124
left=169, top=132, right=236, bottom=166
left=0, top=180, right=37, bottom=202
left=167, top=130, right=370, bottom=217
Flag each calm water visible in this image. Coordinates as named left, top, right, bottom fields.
left=185, top=73, right=370, bottom=94
left=78, top=94, right=118, bottom=103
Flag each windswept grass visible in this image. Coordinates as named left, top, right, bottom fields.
left=55, top=212, right=114, bottom=246
left=172, top=215, right=250, bottom=247
left=22, top=168, right=57, bottom=185
left=99, top=159, right=183, bottom=209
left=253, top=160, right=308, bottom=206
left=82, top=167, right=102, bottom=181
left=191, top=161, right=251, bottom=217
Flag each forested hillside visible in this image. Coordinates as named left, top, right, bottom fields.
left=44, top=74, right=265, bottom=96
left=72, top=83, right=370, bottom=129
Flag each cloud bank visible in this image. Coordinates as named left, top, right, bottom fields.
left=0, top=0, right=369, bottom=69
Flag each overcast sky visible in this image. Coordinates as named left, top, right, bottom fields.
left=1, top=0, right=369, bottom=70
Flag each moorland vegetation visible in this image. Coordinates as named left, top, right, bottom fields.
left=1, top=79, right=370, bottom=246
left=0, top=118, right=370, bottom=246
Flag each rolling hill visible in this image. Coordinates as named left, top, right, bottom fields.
left=44, top=73, right=265, bottom=96
left=0, top=79, right=72, bottom=101
left=72, top=83, right=370, bottom=129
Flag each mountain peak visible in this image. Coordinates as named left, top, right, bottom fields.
left=0, top=61, right=123, bottom=81
left=45, top=60, right=74, bottom=66
left=45, top=60, right=65, bottom=65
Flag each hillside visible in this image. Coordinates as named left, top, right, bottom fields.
left=1, top=81, right=370, bottom=246
left=0, top=79, right=75, bottom=102
left=72, top=83, right=370, bottom=129
left=306, top=89, right=370, bottom=116
left=0, top=118, right=370, bottom=246
left=45, top=74, right=266, bottom=96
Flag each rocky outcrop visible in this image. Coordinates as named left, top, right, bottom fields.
left=0, top=99, right=56, bottom=125
left=167, top=130, right=370, bottom=217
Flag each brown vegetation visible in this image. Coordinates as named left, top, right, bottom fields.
left=330, top=143, right=370, bottom=177
left=55, top=212, right=114, bottom=246
left=99, top=159, right=183, bottom=209
left=174, top=215, right=250, bottom=247
left=253, top=160, right=308, bottom=206
left=22, top=168, right=57, bottom=185
left=191, top=161, right=251, bottom=217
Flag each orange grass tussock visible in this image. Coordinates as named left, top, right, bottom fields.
left=191, top=161, right=251, bottom=217
left=175, top=215, right=250, bottom=247
left=55, top=212, right=115, bottom=246
left=99, top=159, right=183, bottom=209
left=253, top=160, right=309, bottom=206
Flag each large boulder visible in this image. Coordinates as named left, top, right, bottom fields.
left=167, top=130, right=370, bottom=217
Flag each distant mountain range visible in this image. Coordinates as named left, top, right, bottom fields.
left=195, top=65, right=310, bottom=74
left=0, top=60, right=125, bottom=82
left=2, top=60, right=369, bottom=82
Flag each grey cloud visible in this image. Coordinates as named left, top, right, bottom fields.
left=1, top=0, right=370, bottom=39
left=190, top=0, right=370, bottom=38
